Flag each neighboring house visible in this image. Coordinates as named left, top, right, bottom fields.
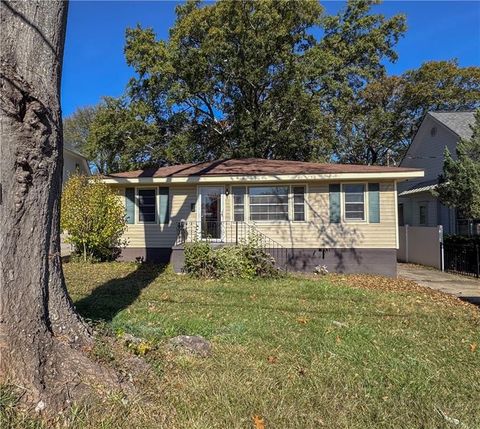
left=398, top=111, right=478, bottom=236
left=63, top=144, right=90, bottom=183
left=101, top=158, right=423, bottom=276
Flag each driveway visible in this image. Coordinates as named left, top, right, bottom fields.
left=398, top=263, right=480, bottom=304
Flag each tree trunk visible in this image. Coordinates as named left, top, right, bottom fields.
left=0, top=0, right=121, bottom=412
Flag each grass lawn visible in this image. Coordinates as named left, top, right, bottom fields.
left=2, top=262, right=479, bottom=428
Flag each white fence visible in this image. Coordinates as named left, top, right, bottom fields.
left=397, top=225, right=443, bottom=269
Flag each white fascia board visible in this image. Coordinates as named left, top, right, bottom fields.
left=100, top=170, right=424, bottom=185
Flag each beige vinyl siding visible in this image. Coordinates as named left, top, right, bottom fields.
left=243, top=182, right=396, bottom=249
left=113, top=181, right=397, bottom=249
left=116, top=185, right=197, bottom=248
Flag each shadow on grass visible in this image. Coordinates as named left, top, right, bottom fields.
left=74, top=263, right=165, bottom=322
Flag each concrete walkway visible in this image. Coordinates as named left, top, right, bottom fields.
left=398, top=263, right=480, bottom=304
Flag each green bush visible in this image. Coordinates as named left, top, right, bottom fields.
left=444, top=234, right=480, bottom=245
left=61, top=174, right=127, bottom=261
left=183, top=235, right=278, bottom=279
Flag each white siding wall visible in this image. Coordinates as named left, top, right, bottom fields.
left=63, top=150, right=90, bottom=184
left=398, top=115, right=458, bottom=193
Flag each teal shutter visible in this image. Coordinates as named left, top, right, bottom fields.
left=158, top=187, right=170, bottom=224
left=125, top=188, right=135, bottom=224
left=329, top=184, right=341, bottom=223
left=368, top=183, right=380, bottom=223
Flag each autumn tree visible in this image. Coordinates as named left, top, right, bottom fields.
left=0, top=0, right=119, bottom=412
left=61, top=175, right=127, bottom=261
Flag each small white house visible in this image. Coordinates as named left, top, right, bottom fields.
left=63, top=144, right=90, bottom=183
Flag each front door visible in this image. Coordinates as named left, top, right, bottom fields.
left=199, top=186, right=223, bottom=240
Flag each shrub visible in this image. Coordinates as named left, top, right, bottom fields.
left=61, top=174, right=127, bottom=261
left=183, top=234, right=278, bottom=279
left=444, top=234, right=480, bottom=245
left=183, top=240, right=216, bottom=278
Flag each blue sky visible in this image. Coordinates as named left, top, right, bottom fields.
left=62, top=0, right=480, bottom=117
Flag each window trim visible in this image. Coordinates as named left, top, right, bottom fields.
left=292, top=185, right=307, bottom=222
left=419, top=202, right=428, bottom=226
left=229, top=184, right=308, bottom=223
left=248, top=185, right=290, bottom=222
left=231, top=185, right=247, bottom=222
left=136, top=187, right=158, bottom=224
left=341, top=183, right=368, bottom=223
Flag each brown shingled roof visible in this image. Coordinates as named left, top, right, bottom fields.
left=108, top=158, right=422, bottom=178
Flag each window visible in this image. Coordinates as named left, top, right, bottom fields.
left=249, top=186, right=288, bottom=221
left=293, top=186, right=305, bottom=221
left=138, top=189, right=156, bottom=223
left=344, top=184, right=365, bottom=221
left=419, top=203, right=428, bottom=226
left=232, top=186, right=246, bottom=221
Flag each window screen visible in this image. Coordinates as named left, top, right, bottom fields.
left=138, top=189, right=156, bottom=223
left=249, top=186, right=288, bottom=221
left=344, top=184, right=365, bottom=220
left=293, top=186, right=305, bottom=221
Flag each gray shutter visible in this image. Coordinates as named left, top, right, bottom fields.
left=125, top=188, right=135, bottom=224
left=329, top=184, right=341, bottom=223
left=158, top=187, right=170, bottom=224
left=368, top=183, right=380, bottom=223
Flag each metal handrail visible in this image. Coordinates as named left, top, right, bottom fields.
left=175, top=220, right=288, bottom=270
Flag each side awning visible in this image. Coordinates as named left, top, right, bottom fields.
left=398, top=179, right=438, bottom=196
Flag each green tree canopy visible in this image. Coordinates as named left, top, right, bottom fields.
left=436, top=110, right=480, bottom=220
left=332, top=60, right=480, bottom=165
left=84, top=96, right=158, bottom=174
left=124, top=0, right=406, bottom=164
left=80, top=1, right=480, bottom=170
left=63, top=105, right=98, bottom=152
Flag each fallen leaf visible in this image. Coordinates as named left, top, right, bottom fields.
left=297, top=317, right=308, bottom=324
left=253, top=415, right=265, bottom=429
left=267, top=355, right=277, bottom=364
left=470, top=342, right=478, bottom=352
left=336, top=335, right=341, bottom=344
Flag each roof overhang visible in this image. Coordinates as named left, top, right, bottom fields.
left=100, top=170, right=424, bottom=185
left=399, top=183, right=437, bottom=196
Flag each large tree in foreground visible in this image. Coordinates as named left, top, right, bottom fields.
left=0, top=0, right=118, bottom=412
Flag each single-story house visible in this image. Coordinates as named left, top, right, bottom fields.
left=101, top=158, right=423, bottom=276
left=398, top=111, right=478, bottom=236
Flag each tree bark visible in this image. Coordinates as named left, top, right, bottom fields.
left=0, top=0, right=120, bottom=412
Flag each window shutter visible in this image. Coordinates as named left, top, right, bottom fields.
left=125, top=188, right=135, bottom=224
left=329, top=184, right=341, bottom=223
left=158, top=187, right=170, bottom=224
left=368, top=183, right=380, bottom=223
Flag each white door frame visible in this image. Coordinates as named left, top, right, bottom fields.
left=197, top=186, right=225, bottom=241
